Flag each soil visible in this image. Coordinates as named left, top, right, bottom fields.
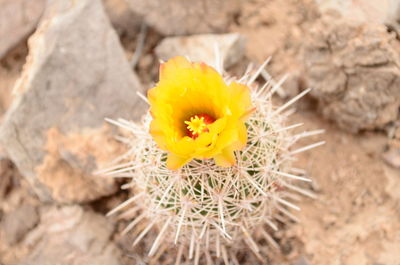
left=1, top=0, right=399, bottom=265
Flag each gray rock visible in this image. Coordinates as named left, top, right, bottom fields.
left=2, top=204, right=39, bottom=245
left=303, top=16, right=400, bottom=132
left=19, top=205, right=122, bottom=265
left=0, top=0, right=45, bottom=59
left=125, top=0, right=240, bottom=35
left=0, top=0, right=145, bottom=203
left=155, top=33, right=246, bottom=69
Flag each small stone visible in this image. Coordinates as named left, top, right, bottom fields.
left=18, top=205, right=122, bottom=265
left=155, top=33, right=246, bottom=69
left=281, top=240, right=294, bottom=255
left=125, top=0, right=240, bottom=35
left=0, top=0, right=45, bottom=59
left=310, top=178, right=322, bottom=192
left=322, top=214, right=337, bottom=227
left=2, top=204, right=39, bottom=245
left=293, top=255, right=311, bottom=265
left=382, top=142, right=400, bottom=168
left=0, top=0, right=145, bottom=203
left=383, top=163, right=400, bottom=202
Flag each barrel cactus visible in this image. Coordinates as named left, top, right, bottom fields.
left=100, top=56, right=324, bottom=264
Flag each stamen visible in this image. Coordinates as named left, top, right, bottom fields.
left=185, top=116, right=207, bottom=135
left=184, top=113, right=215, bottom=139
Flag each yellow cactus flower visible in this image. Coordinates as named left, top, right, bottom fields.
left=148, top=56, right=253, bottom=170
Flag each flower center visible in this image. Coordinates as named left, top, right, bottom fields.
left=184, top=113, right=215, bottom=139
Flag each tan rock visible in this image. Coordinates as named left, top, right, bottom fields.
left=19, top=205, right=122, bottom=265
left=0, top=0, right=45, bottom=58
left=303, top=16, right=400, bottom=132
left=155, top=33, right=246, bottom=69
left=35, top=126, right=123, bottom=203
left=0, top=0, right=146, bottom=202
left=2, top=204, right=39, bottom=245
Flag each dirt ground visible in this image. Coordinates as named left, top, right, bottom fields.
left=0, top=0, right=399, bottom=265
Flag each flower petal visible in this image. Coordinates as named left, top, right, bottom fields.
left=160, top=56, right=192, bottom=81
left=166, top=153, right=191, bottom=170
left=214, top=146, right=236, bottom=167
left=229, top=122, right=248, bottom=150
left=149, top=120, right=168, bottom=150
left=228, top=82, right=252, bottom=117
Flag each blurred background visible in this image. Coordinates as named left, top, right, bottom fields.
left=0, top=0, right=399, bottom=264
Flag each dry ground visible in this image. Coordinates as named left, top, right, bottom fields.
left=0, top=0, right=399, bottom=264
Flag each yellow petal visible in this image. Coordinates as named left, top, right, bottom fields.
left=214, top=147, right=236, bottom=167
left=166, top=153, right=191, bottom=170
left=196, top=117, right=228, bottom=158
left=160, top=56, right=192, bottom=80
left=149, top=120, right=168, bottom=150
left=240, top=107, right=256, bottom=121
left=230, top=122, right=248, bottom=150
left=228, top=82, right=252, bottom=117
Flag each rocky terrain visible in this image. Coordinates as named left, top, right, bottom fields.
left=0, top=0, right=399, bottom=265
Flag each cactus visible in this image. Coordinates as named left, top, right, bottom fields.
left=100, top=59, right=324, bottom=264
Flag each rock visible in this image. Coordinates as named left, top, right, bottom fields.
left=102, top=0, right=141, bottom=38
left=293, top=255, right=311, bottom=265
left=303, top=16, right=400, bottom=132
left=322, top=214, right=338, bottom=227
left=382, top=146, right=400, bottom=168
left=383, top=163, right=400, bottom=203
left=382, top=137, right=400, bottom=168
left=0, top=0, right=45, bottom=59
left=155, top=33, right=246, bottom=69
left=0, top=0, right=145, bottom=203
left=2, top=204, right=39, bottom=245
left=314, top=0, right=400, bottom=28
left=125, top=0, right=240, bottom=35
left=19, top=205, right=122, bottom=265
